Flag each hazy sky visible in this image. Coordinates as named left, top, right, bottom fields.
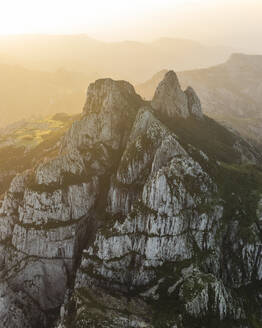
left=0, top=0, right=262, bottom=52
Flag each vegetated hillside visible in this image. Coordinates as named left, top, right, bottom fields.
left=0, top=63, right=93, bottom=127
left=0, top=35, right=232, bottom=82
left=136, top=53, right=262, bottom=144
left=0, top=72, right=261, bottom=328
left=0, top=113, right=79, bottom=199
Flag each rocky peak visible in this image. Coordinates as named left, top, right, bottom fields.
left=185, top=86, right=203, bottom=118
left=83, top=78, right=142, bottom=116
left=0, top=74, right=261, bottom=328
left=63, top=78, right=144, bottom=152
left=151, top=70, right=203, bottom=120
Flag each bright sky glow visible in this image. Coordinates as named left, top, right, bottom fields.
left=0, top=0, right=261, bottom=50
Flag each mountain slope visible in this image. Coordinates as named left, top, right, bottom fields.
left=0, top=72, right=261, bottom=328
left=0, top=114, right=78, bottom=199
left=136, top=53, right=262, bottom=144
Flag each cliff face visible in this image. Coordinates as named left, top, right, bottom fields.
left=0, top=71, right=261, bottom=328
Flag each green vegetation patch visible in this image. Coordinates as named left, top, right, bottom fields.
left=215, top=163, right=262, bottom=236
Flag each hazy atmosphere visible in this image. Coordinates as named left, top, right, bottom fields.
left=0, top=0, right=261, bottom=52
left=0, top=1, right=262, bottom=328
left=0, top=0, right=261, bottom=127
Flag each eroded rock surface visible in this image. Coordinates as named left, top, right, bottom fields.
left=0, top=72, right=261, bottom=328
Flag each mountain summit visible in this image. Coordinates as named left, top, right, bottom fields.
left=83, top=78, right=142, bottom=116
left=0, top=73, right=261, bottom=328
left=152, top=70, right=189, bottom=118
left=152, top=70, right=203, bottom=119
left=137, top=54, right=262, bottom=143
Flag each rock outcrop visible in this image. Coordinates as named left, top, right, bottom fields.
left=151, top=71, right=203, bottom=119
left=137, top=54, right=262, bottom=144
left=185, top=86, right=203, bottom=118
left=0, top=72, right=261, bottom=328
left=0, top=78, right=144, bottom=327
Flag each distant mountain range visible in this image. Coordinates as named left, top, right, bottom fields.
left=0, top=35, right=232, bottom=82
left=0, top=36, right=233, bottom=127
left=136, top=53, right=262, bottom=143
left=1, top=36, right=261, bottom=146
left=0, top=64, right=92, bottom=127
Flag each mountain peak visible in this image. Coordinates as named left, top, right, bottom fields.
left=151, top=70, right=189, bottom=119
left=162, top=70, right=181, bottom=87
left=65, top=77, right=145, bottom=152
left=83, top=78, right=142, bottom=116
left=185, top=86, right=203, bottom=118
left=151, top=70, right=203, bottom=119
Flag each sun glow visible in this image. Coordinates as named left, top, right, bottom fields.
left=0, top=0, right=182, bottom=36
left=0, top=0, right=261, bottom=50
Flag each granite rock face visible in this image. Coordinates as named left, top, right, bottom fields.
left=0, top=73, right=261, bottom=328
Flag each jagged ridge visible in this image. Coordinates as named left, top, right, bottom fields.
left=0, top=72, right=261, bottom=328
